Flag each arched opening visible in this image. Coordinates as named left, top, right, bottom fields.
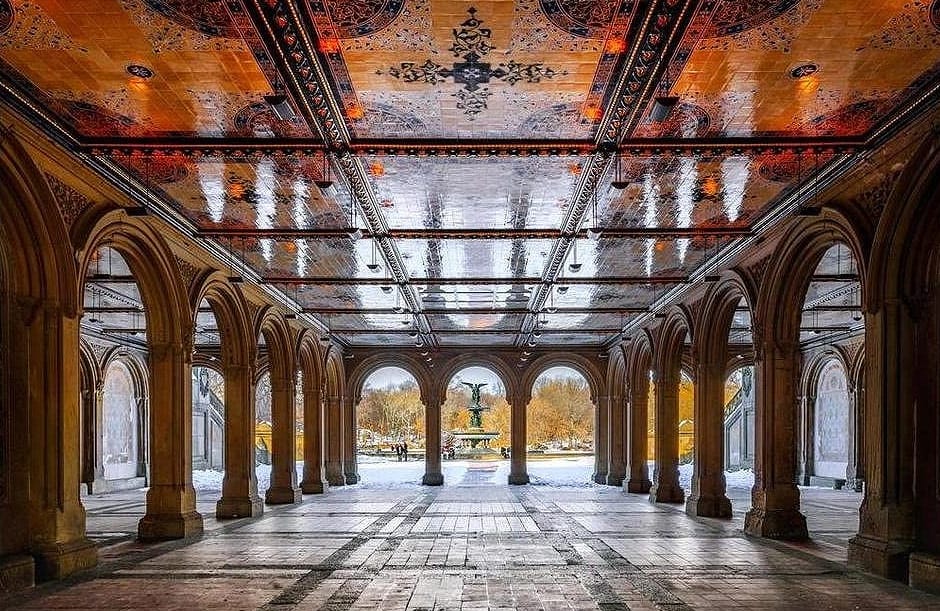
left=442, top=366, right=510, bottom=485
left=525, top=366, right=595, bottom=485
left=255, top=367, right=273, bottom=491
left=355, top=366, right=425, bottom=485
left=676, top=369, right=695, bottom=495
left=191, top=299, right=225, bottom=500
left=79, top=246, right=150, bottom=504
left=722, top=364, right=756, bottom=516
left=796, top=243, right=864, bottom=542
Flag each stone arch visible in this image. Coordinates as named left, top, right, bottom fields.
left=624, top=329, right=654, bottom=493
left=75, top=210, right=202, bottom=540
left=799, top=349, right=852, bottom=486
left=436, top=354, right=518, bottom=405
left=98, top=351, right=149, bottom=486
left=0, top=131, right=101, bottom=581
left=78, top=339, right=101, bottom=492
left=757, top=212, right=870, bottom=346
left=347, top=354, right=430, bottom=407
left=849, top=133, right=940, bottom=582
left=520, top=353, right=605, bottom=405
left=323, top=345, right=349, bottom=487
left=604, top=345, right=629, bottom=485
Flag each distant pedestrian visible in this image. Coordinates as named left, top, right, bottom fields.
left=395, top=443, right=402, bottom=462
left=402, top=441, right=409, bottom=461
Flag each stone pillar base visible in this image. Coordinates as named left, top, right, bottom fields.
left=625, top=478, right=651, bottom=494
left=422, top=472, right=444, bottom=486
left=606, top=472, right=626, bottom=487
left=685, top=493, right=732, bottom=518
left=910, top=552, right=940, bottom=594
left=31, top=539, right=97, bottom=582
left=301, top=480, right=328, bottom=495
left=265, top=486, right=302, bottom=505
left=344, top=473, right=360, bottom=485
left=138, top=511, right=204, bottom=541
left=0, top=554, right=34, bottom=592
left=325, top=464, right=345, bottom=487
left=848, top=534, right=912, bottom=581
left=744, top=507, right=808, bottom=540
left=593, top=472, right=608, bottom=485
left=215, top=496, right=263, bottom=519
left=649, top=483, right=685, bottom=504
left=508, top=472, right=530, bottom=485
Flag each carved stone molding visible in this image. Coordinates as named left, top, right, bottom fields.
left=853, top=167, right=904, bottom=222
left=44, top=172, right=94, bottom=227
left=175, top=256, right=200, bottom=293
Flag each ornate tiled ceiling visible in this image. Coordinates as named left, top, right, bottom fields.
left=2, top=0, right=939, bottom=350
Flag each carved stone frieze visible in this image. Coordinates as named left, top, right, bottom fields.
left=44, top=172, right=94, bottom=227
left=852, top=167, right=904, bottom=222
left=175, top=256, right=200, bottom=293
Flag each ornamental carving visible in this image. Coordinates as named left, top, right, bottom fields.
left=175, top=257, right=200, bottom=293
left=380, top=7, right=567, bottom=120
left=142, top=0, right=240, bottom=38
left=44, top=172, right=94, bottom=227
left=0, top=0, right=13, bottom=35
left=852, top=166, right=904, bottom=222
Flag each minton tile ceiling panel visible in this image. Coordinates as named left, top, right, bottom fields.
left=639, top=0, right=940, bottom=139
left=412, top=283, right=538, bottom=310
left=0, top=0, right=312, bottom=138
left=368, top=157, right=584, bottom=230
left=304, top=1, right=637, bottom=139
left=426, top=312, right=527, bottom=332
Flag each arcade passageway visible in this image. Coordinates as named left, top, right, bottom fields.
left=5, top=0, right=940, bottom=606
left=7, top=466, right=934, bottom=610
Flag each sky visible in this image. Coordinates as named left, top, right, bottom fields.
left=362, top=365, right=587, bottom=393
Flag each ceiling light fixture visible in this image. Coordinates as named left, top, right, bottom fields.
left=314, top=151, right=334, bottom=189
left=650, top=69, right=679, bottom=122
left=367, top=238, right=381, bottom=272
left=263, top=74, right=297, bottom=121
left=568, top=239, right=582, bottom=273
left=586, top=187, right=602, bottom=241
left=611, top=151, right=630, bottom=189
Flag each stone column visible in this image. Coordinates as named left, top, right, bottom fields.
left=19, top=303, right=98, bottom=580
left=300, top=381, right=327, bottom=494
left=845, top=379, right=862, bottom=492
left=649, top=363, right=684, bottom=503
left=849, top=301, right=915, bottom=579
left=686, top=359, right=731, bottom=518
left=265, top=372, right=301, bottom=504
left=422, top=392, right=444, bottom=486
left=86, top=381, right=107, bottom=494
left=324, top=392, right=345, bottom=487
left=508, top=393, right=530, bottom=485
left=625, top=375, right=652, bottom=493
left=606, top=393, right=627, bottom=486
left=138, top=339, right=204, bottom=541
left=593, top=394, right=609, bottom=484
left=744, top=336, right=808, bottom=539
left=796, top=393, right=813, bottom=486
left=216, top=362, right=263, bottom=518
left=343, top=395, right=359, bottom=484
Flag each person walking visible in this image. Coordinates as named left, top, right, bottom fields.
left=402, top=441, right=409, bottom=462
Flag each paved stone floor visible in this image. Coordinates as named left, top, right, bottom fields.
left=3, top=462, right=939, bottom=610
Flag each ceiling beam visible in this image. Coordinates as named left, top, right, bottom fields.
left=303, top=307, right=647, bottom=315
left=199, top=227, right=754, bottom=239
left=333, top=328, right=622, bottom=335
left=264, top=276, right=690, bottom=285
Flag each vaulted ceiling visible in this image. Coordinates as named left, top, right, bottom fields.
left=2, top=0, right=939, bottom=349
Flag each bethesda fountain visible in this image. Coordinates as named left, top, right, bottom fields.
left=451, top=382, right=500, bottom=457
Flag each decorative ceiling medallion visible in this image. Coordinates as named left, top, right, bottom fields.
left=634, top=102, right=711, bottom=138
left=932, top=0, right=940, bottom=32
left=539, top=0, right=620, bottom=39
left=232, top=102, right=307, bottom=138
left=54, top=100, right=138, bottom=137
left=321, top=0, right=405, bottom=38
left=788, top=62, right=819, bottom=80
left=381, top=7, right=567, bottom=120
left=143, top=0, right=240, bottom=38
left=704, top=0, right=799, bottom=38
left=0, top=0, right=13, bottom=35
left=803, top=99, right=894, bottom=136
left=126, top=64, right=155, bottom=79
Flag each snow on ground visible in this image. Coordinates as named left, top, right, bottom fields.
left=190, top=457, right=756, bottom=494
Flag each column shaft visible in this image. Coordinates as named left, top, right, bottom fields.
left=265, top=374, right=301, bottom=504
left=216, top=363, right=263, bottom=518
left=301, top=385, right=328, bottom=494
left=138, top=340, right=203, bottom=541
left=686, top=360, right=731, bottom=517
left=343, top=395, right=358, bottom=484
left=423, top=399, right=443, bottom=486
left=509, top=396, right=529, bottom=485
left=625, top=374, right=652, bottom=493
left=649, top=364, right=684, bottom=503
left=744, top=338, right=808, bottom=539
left=324, top=394, right=346, bottom=486
left=593, top=394, right=609, bottom=484
left=606, top=394, right=627, bottom=486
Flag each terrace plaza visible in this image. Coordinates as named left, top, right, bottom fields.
left=4, top=1, right=940, bottom=609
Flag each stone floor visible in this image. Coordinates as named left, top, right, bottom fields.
left=3, top=462, right=938, bottom=610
